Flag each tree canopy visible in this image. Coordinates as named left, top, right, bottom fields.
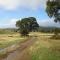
left=46, top=0, right=60, bottom=38
left=16, top=17, right=39, bottom=36
left=46, top=0, right=60, bottom=22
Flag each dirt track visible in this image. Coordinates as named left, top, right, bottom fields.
left=2, top=37, right=36, bottom=60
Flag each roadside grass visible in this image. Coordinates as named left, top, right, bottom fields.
left=0, top=33, right=29, bottom=58
left=28, top=32, right=60, bottom=60
left=0, top=33, right=27, bottom=48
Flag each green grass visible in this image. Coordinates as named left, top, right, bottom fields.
left=28, top=32, right=60, bottom=60
left=31, top=46, right=60, bottom=60
left=0, top=32, right=60, bottom=60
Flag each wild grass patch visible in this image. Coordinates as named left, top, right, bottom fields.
left=28, top=35, right=60, bottom=60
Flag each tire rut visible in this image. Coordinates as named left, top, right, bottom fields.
left=2, top=37, right=37, bottom=60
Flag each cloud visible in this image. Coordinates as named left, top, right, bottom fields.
left=9, top=19, right=18, bottom=25
left=37, top=19, right=60, bottom=27
left=6, top=19, right=19, bottom=28
left=0, top=0, right=47, bottom=10
left=0, top=18, right=18, bottom=28
left=0, top=0, right=20, bottom=10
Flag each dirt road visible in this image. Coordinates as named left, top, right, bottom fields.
left=2, top=37, right=36, bottom=60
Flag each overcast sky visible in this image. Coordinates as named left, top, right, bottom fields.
left=0, top=0, right=60, bottom=28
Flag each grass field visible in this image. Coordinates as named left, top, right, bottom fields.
left=28, top=32, right=60, bottom=60
left=0, top=33, right=28, bottom=58
left=0, top=33, right=27, bottom=48
left=0, top=32, right=60, bottom=60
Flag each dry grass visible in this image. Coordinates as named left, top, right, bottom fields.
left=0, top=32, right=60, bottom=60
left=0, top=33, right=28, bottom=59
left=27, top=32, right=60, bottom=60
left=0, top=33, right=27, bottom=48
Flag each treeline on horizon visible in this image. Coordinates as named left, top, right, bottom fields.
left=0, top=26, right=60, bottom=34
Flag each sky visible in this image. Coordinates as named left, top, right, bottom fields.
left=0, top=0, right=60, bottom=28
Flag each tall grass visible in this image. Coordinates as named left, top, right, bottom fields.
left=28, top=35, right=60, bottom=60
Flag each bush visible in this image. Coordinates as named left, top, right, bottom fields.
left=50, top=35, right=60, bottom=40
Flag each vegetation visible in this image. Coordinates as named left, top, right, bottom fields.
left=46, top=0, right=60, bottom=38
left=24, top=32, right=60, bottom=60
left=0, top=31, right=60, bottom=59
left=0, top=34, right=27, bottom=48
left=0, top=28, right=17, bottom=34
left=46, top=0, right=60, bottom=22
left=0, top=0, right=60, bottom=59
left=16, top=17, right=39, bottom=36
left=0, top=34, right=29, bottom=59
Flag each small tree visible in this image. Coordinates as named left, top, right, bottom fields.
left=16, top=17, right=39, bottom=36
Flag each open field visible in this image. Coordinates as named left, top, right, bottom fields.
left=0, top=33, right=29, bottom=59
left=0, top=32, right=60, bottom=60
left=12, top=32, right=60, bottom=60
left=0, top=33, right=27, bottom=48
left=27, top=32, right=60, bottom=60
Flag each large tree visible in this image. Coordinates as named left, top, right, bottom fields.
left=16, top=17, right=39, bottom=36
left=46, top=0, right=60, bottom=38
left=46, top=0, right=60, bottom=22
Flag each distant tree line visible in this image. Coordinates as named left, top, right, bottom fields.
left=38, top=27, right=60, bottom=33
